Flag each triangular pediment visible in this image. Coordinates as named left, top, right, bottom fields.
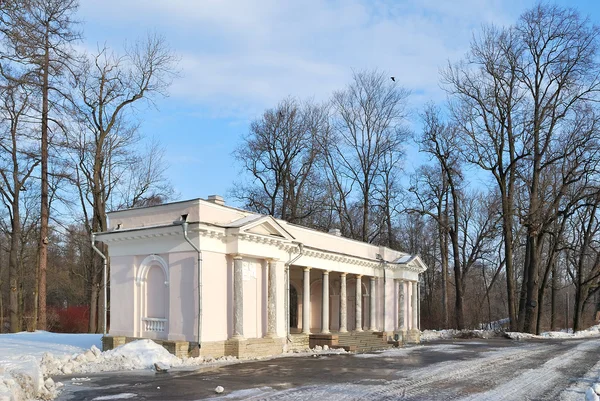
left=394, top=254, right=428, bottom=273
left=225, top=215, right=294, bottom=241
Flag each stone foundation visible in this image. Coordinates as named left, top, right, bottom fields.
left=101, top=336, right=191, bottom=358
left=287, top=334, right=310, bottom=352
left=102, top=335, right=287, bottom=359
left=309, top=333, right=338, bottom=348
left=404, top=329, right=421, bottom=344
left=225, top=337, right=285, bottom=358
left=102, top=335, right=126, bottom=350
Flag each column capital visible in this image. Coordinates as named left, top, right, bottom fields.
left=232, top=254, right=243, bottom=260
left=369, top=276, right=376, bottom=282
left=322, top=270, right=330, bottom=275
left=340, top=272, right=347, bottom=277
left=265, top=257, right=279, bottom=263
left=355, top=274, right=363, bottom=279
left=303, top=266, right=311, bottom=272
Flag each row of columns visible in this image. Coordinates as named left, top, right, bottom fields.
left=232, top=255, right=419, bottom=339
left=302, top=269, right=381, bottom=334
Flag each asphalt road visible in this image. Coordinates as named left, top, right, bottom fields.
left=55, top=337, right=600, bottom=401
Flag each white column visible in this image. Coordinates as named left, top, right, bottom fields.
left=369, top=277, right=377, bottom=331
left=339, top=273, right=347, bottom=333
left=355, top=275, right=363, bottom=332
left=232, top=255, right=244, bottom=338
left=302, top=267, right=311, bottom=334
left=321, top=271, right=330, bottom=334
left=397, top=280, right=405, bottom=331
left=411, top=281, right=418, bottom=330
left=266, top=259, right=277, bottom=337
left=417, top=279, right=421, bottom=331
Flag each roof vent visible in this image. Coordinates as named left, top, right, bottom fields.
left=207, top=195, right=225, bottom=206
left=328, top=228, right=342, bottom=237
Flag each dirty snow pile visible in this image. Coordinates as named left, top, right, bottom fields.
left=586, top=383, right=600, bottom=401
left=0, top=331, right=101, bottom=401
left=506, top=324, right=600, bottom=340
left=420, top=329, right=502, bottom=342
left=43, top=339, right=238, bottom=376
left=286, top=344, right=347, bottom=355
left=0, top=332, right=239, bottom=401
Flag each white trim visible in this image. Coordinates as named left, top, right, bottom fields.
left=137, top=254, right=169, bottom=286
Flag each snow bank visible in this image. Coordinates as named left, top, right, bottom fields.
left=420, top=329, right=502, bottom=342
left=285, top=344, right=347, bottom=356
left=586, top=384, right=600, bottom=401
left=0, top=331, right=101, bottom=401
left=0, top=333, right=242, bottom=401
left=505, top=324, right=600, bottom=341
left=42, top=339, right=240, bottom=376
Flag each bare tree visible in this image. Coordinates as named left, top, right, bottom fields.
left=68, top=34, right=177, bottom=332
left=515, top=5, right=600, bottom=333
left=0, top=0, right=81, bottom=330
left=232, top=97, right=327, bottom=225
left=329, top=70, right=409, bottom=242
left=409, top=164, right=450, bottom=327
left=443, top=24, right=525, bottom=331
left=0, top=77, right=39, bottom=332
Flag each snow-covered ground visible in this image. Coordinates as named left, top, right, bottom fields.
left=420, top=329, right=502, bottom=341
left=505, top=324, right=600, bottom=340
left=0, top=332, right=240, bottom=401
left=423, top=324, right=600, bottom=400
left=0, top=332, right=349, bottom=401
left=3, top=326, right=600, bottom=401
left=0, top=332, right=101, bottom=401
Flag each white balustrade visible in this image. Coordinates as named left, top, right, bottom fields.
left=142, top=317, right=167, bottom=332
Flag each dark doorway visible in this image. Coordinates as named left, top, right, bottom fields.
left=290, top=285, right=298, bottom=328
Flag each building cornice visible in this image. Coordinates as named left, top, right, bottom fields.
left=95, top=224, right=425, bottom=274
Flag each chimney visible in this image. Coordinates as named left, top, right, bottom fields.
left=207, top=195, right=225, bottom=206
left=328, top=228, right=342, bottom=237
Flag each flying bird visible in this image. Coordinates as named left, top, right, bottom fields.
left=390, top=77, right=395, bottom=82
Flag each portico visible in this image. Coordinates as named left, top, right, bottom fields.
left=96, top=196, right=426, bottom=358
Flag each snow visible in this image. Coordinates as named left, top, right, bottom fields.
left=0, top=331, right=101, bottom=401
left=91, top=394, right=138, bottom=400
left=420, top=329, right=501, bottom=342
left=217, top=386, right=274, bottom=399
left=503, top=324, right=600, bottom=400
left=587, top=387, right=600, bottom=401
left=0, top=332, right=239, bottom=401
left=505, top=324, right=600, bottom=340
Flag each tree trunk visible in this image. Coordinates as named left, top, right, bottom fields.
left=523, top=233, right=540, bottom=333
left=500, top=179, right=517, bottom=331
left=450, top=229, right=464, bottom=329
left=8, top=198, right=21, bottom=332
left=550, top=261, right=557, bottom=331
left=37, top=34, right=50, bottom=331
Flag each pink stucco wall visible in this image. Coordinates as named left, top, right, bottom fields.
left=108, top=256, right=135, bottom=337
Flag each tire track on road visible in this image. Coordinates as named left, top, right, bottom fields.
left=248, top=342, right=553, bottom=401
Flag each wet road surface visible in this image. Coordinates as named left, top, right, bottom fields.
left=55, top=337, right=600, bottom=400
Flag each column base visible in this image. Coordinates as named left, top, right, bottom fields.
left=339, top=328, right=348, bottom=333
left=263, top=333, right=278, bottom=339
left=405, top=329, right=421, bottom=344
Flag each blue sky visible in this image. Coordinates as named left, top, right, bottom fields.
left=78, top=0, right=600, bottom=205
